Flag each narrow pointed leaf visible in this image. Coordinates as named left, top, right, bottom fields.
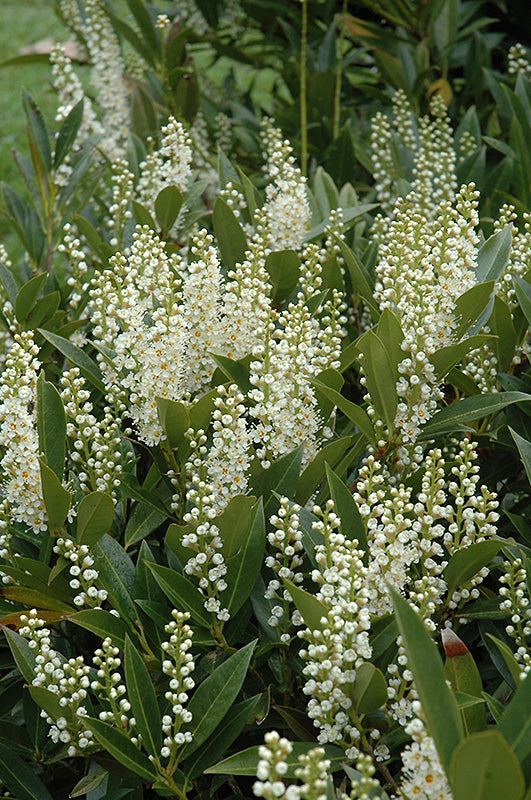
left=37, top=374, right=66, bottom=480
left=124, top=636, right=162, bottom=757
left=83, top=718, right=158, bottom=781
left=147, top=562, right=211, bottom=627
left=76, top=492, right=114, bottom=546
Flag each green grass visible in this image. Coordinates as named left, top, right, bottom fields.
left=0, top=1, right=67, bottom=244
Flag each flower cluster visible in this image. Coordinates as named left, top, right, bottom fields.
left=53, top=538, right=107, bottom=608
left=0, top=331, right=46, bottom=532
left=92, top=638, right=132, bottom=732
left=265, top=496, right=305, bottom=640
left=499, top=558, right=531, bottom=679
left=160, top=610, right=195, bottom=757
left=19, top=610, right=94, bottom=756
left=206, top=384, right=251, bottom=513
left=298, top=502, right=372, bottom=756
left=60, top=367, right=123, bottom=498
left=398, top=710, right=452, bottom=800
left=261, top=119, right=311, bottom=251
left=253, top=731, right=330, bottom=800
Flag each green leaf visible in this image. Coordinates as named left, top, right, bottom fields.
left=125, top=0, right=160, bottom=55
left=76, top=492, right=115, bottom=547
left=54, top=99, right=83, bottom=168
left=28, top=685, right=72, bottom=725
left=351, top=662, right=387, bottom=714
left=205, top=743, right=345, bottom=777
left=309, top=379, right=376, bottom=445
left=38, top=329, right=105, bottom=393
left=376, top=308, right=404, bottom=379
left=444, top=540, right=503, bottom=599
left=453, top=281, right=495, bottom=339
left=295, top=436, right=353, bottom=505
left=37, top=374, right=66, bottom=480
left=485, top=633, right=524, bottom=688
left=513, top=274, right=531, bottom=328
left=83, top=718, right=158, bottom=781
left=26, top=291, right=61, bottom=330
left=69, top=768, right=108, bottom=798
left=156, top=398, right=190, bottom=451
left=499, top=672, right=531, bottom=778
left=305, top=204, right=378, bottom=241
left=3, top=627, right=36, bottom=683
left=0, top=741, right=54, bottom=800
left=450, top=730, right=525, bottom=800
left=489, top=296, right=516, bottom=372
left=124, top=636, right=162, bottom=757
left=510, top=428, right=531, bottom=487
left=15, top=273, right=47, bottom=324
left=264, top=250, right=300, bottom=304
left=420, top=392, right=531, bottom=438
left=476, top=224, right=513, bottom=284
left=180, top=639, right=256, bottom=759
left=155, top=185, right=183, bottom=235
left=68, top=609, right=131, bottom=651
left=146, top=562, right=211, bottom=627
left=249, top=446, right=304, bottom=514
left=181, top=695, right=260, bottom=779
left=216, top=495, right=257, bottom=558
left=284, top=579, right=328, bottom=632
left=39, top=460, right=71, bottom=530
left=0, top=260, right=18, bottom=305
left=92, top=535, right=136, bottom=622
left=356, top=330, right=397, bottom=432
left=430, top=335, right=497, bottom=380
left=312, top=367, right=344, bottom=421
left=212, top=197, right=247, bottom=269
left=125, top=500, right=167, bottom=550
left=132, top=200, right=157, bottom=229
left=389, top=587, right=464, bottom=776
left=211, top=353, right=252, bottom=394
left=23, top=91, right=51, bottom=172
left=326, top=464, right=368, bottom=562
left=442, top=628, right=487, bottom=733
left=225, top=500, right=265, bottom=614
left=333, top=236, right=379, bottom=319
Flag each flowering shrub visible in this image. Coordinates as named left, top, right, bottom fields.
left=1, top=2, right=531, bottom=800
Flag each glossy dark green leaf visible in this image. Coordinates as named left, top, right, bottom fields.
left=295, top=436, right=352, bottom=505
left=284, top=579, right=328, bottom=632
left=376, top=308, right=404, bottom=380
left=211, top=353, right=252, bottom=394
left=225, top=500, right=265, bottom=614
left=499, top=672, right=531, bottom=778
left=309, top=379, right=376, bottom=445
left=510, top=428, right=531, bottom=487
left=26, top=291, right=61, bottom=330
left=3, top=627, right=36, bottom=683
left=356, top=330, right=397, bottom=431
left=332, top=235, right=379, bottom=319
left=54, top=99, right=83, bottom=168
left=155, top=185, right=183, bottom=235
left=125, top=0, right=160, bottom=54
left=23, top=91, right=51, bottom=172
left=420, top=392, right=531, bottom=438
left=212, top=197, right=247, bottom=269
left=489, top=296, right=516, bottom=372
left=205, top=742, right=344, bottom=777
left=250, top=446, right=304, bottom=514
left=92, top=535, right=136, bottom=622
left=15, top=272, right=46, bottom=324
left=180, top=639, right=256, bottom=759
left=0, top=741, right=54, bottom=800
left=351, top=662, right=387, bottom=714
left=39, top=460, right=71, bottom=530
left=326, top=464, right=368, bottom=562
left=69, top=768, right=108, bottom=798
left=133, top=200, right=157, bottom=229
left=125, top=500, right=167, bottom=550
left=216, top=494, right=257, bottom=558
left=38, top=329, right=105, bottom=393
left=476, top=224, right=513, bottom=283
left=83, top=718, right=158, bottom=781
left=513, top=274, right=531, bottom=327
left=76, top=492, right=114, bottom=547
left=68, top=609, right=131, bottom=651
left=264, top=250, right=300, bottom=303
left=124, top=635, right=162, bottom=757
left=37, top=373, right=66, bottom=481
left=390, top=587, right=464, bottom=776
left=28, top=686, right=72, bottom=725
left=444, top=540, right=503, bottom=599
left=156, top=398, right=190, bottom=451
left=182, top=695, right=260, bottom=779
left=312, top=367, right=344, bottom=421
left=450, top=730, right=525, bottom=800
left=453, top=281, right=495, bottom=339
left=147, top=562, right=211, bottom=627
left=431, top=335, right=496, bottom=380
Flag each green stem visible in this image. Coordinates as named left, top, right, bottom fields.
left=300, top=0, right=308, bottom=176
left=333, top=0, right=348, bottom=141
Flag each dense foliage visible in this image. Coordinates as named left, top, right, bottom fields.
left=1, top=2, right=531, bottom=800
